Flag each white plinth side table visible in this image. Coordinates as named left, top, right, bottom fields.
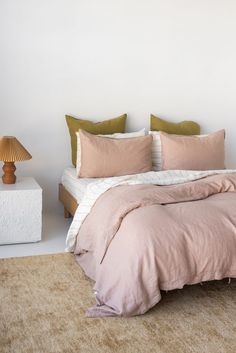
left=0, top=177, right=42, bottom=244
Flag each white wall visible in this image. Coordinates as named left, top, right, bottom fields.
left=1, top=0, right=236, bottom=212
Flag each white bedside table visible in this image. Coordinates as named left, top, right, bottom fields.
left=0, top=177, right=42, bottom=244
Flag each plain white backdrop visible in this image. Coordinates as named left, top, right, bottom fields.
left=1, top=0, right=236, bottom=212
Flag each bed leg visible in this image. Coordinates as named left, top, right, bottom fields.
left=64, top=207, right=71, bottom=218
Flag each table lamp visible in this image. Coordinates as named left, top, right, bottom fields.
left=0, top=136, right=32, bottom=184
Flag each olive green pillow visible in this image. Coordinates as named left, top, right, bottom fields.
left=66, top=114, right=127, bottom=166
left=150, top=114, right=200, bottom=135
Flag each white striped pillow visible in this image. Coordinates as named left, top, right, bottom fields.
left=149, top=131, right=162, bottom=171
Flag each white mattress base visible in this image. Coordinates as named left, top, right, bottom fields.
left=61, top=167, right=99, bottom=203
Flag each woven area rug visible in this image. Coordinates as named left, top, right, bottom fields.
left=0, top=253, right=236, bottom=353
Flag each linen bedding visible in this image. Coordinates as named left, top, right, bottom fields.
left=66, top=170, right=236, bottom=317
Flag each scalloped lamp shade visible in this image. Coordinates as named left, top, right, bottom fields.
left=0, top=136, right=32, bottom=184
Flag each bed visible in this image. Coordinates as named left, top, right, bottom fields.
left=60, top=125, right=236, bottom=318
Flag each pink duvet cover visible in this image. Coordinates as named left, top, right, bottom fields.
left=74, top=173, right=236, bottom=317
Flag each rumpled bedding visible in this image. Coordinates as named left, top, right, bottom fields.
left=69, top=171, right=236, bottom=317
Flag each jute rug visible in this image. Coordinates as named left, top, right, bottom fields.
left=0, top=253, right=235, bottom=353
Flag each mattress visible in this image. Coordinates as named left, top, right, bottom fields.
left=61, top=167, right=99, bottom=203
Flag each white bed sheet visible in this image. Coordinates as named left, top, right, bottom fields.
left=61, top=167, right=100, bottom=203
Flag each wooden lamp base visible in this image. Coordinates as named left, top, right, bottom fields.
left=2, top=162, right=16, bottom=184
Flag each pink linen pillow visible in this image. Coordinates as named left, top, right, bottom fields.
left=79, top=129, right=153, bottom=178
left=160, top=129, right=225, bottom=170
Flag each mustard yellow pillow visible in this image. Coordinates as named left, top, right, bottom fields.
left=150, top=115, right=200, bottom=135
left=66, top=114, right=127, bottom=166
